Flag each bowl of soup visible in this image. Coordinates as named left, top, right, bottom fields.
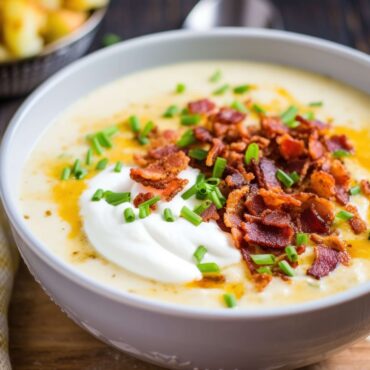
left=1, top=29, right=369, bottom=370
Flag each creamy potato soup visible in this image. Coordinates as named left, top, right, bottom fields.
left=20, top=61, right=370, bottom=308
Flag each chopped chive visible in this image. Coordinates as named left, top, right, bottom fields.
left=281, top=105, right=298, bottom=125
left=285, top=245, right=298, bottom=262
left=102, top=33, right=121, bottom=47
left=61, top=167, right=71, bottom=181
left=296, top=232, right=309, bottom=246
left=309, top=101, right=323, bottom=107
left=103, top=125, right=119, bottom=137
left=349, top=185, right=361, bottom=196
left=233, top=84, right=250, bottom=94
left=231, top=100, right=248, bottom=113
left=104, top=191, right=131, bottom=206
left=335, top=210, right=354, bottom=221
left=209, top=69, right=222, bottom=83
left=194, top=200, right=212, bottom=215
left=197, top=262, right=220, bottom=274
left=196, top=182, right=209, bottom=198
left=276, top=169, right=294, bottom=188
left=176, top=83, right=186, bottom=94
left=85, top=148, right=93, bottom=166
left=129, top=115, right=140, bottom=133
left=163, top=105, right=180, bottom=118
left=332, top=149, right=351, bottom=159
left=214, top=187, right=226, bottom=205
left=181, top=107, right=189, bottom=115
left=180, top=206, right=203, bottom=226
left=181, top=114, right=201, bottom=126
left=139, top=204, right=150, bottom=219
left=138, top=136, right=149, bottom=145
left=208, top=190, right=223, bottom=209
left=193, top=245, right=207, bottom=263
left=250, top=254, right=276, bottom=265
left=141, top=121, right=155, bottom=137
left=140, top=195, right=161, bottom=208
left=285, top=120, right=300, bottom=128
left=75, top=168, right=87, bottom=180
left=290, top=171, right=300, bottom=184
left=213, top=84, right=229, bottom=95
left=196, top=173, right=206, bottom=184
left=72, top=159, right=81, bottom=175
left=279, top=260, right=295, bottom=277
left=177, top=130, right=196, bottom=148
left=223, top=293, right=237, bottom=308
left=163, top=208, right=175, bottom=222
left=97, top=132, right=112, bottom=148
left=303, top=111, right=315, bottom=120
left=205, top=177, right=221, bottom=186
left=124, top=208, right=135, bottom=223
left=256, top=266, right=272, bottom=275
left=244, top=143, right=259, bottom=165
left=114, top=161, right=123, bottom=173
left=212, top=157, right=227, bottom=178
left=91, top=189, right=104, bottom=201
left=189, top=148, right=208, bottom=160
left=252, top=103, right=266, bottom=114
left=182, top=183, right=198, bottom=200
left=96, top=158, right=108, bottom=170
left=91, top=136, right=103, bottom=155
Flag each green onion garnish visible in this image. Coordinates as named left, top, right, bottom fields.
left=196, top=173, right=206, bottom=184
left=349, top=185, right=361, bottom=196
left=138, top=136, right=149, bottom=145
left=182, top=184, right=198, bottom=200
left=193, top=245, right=207, bottom=263
left=206, top=177, right=221, bottom=186
left=335, top=210, right=354, bottom=221
left=129, top=115, right=140, bottom=133
left=103, top=125, right=119, bottom=137
left=230, top=100, right=248, bottom=113
left=309, top=101, right=323, bottom=107
left=197, top=262, right=220, bottom=274
left=91, top=136, right=103, bottom=155
left=223, top=293, right=237, bottom=308
left=281, top=105, right=298, bottom=125
left=61, top=167, right=71, bottom=181
left=296, top=232, right=309, bottom=246
left=140, top=195, right=161, bottom=208
left=141, top=121, right=155, bottom=137
left=213, top=84, right=229, bottom=96
left=189, top=148, right=208, bottom=160
left=250, top=254, right=276, bottom=265
left=163, top=105, right=179, bottom=118
left=194, top=200, right=212, bottom=215
left=72, top=159, right=81, bottom=175
left=332, top=149, right=351, bottom=159
left=163, top=208, right=175, bottom=222
left=176, top=83, right=186, bottom=94
left=124, top=208, right=135, bottom=223
left=276, top=169, right=294, bottom=188
left=279, top=260, right=295, bottom=277
left=97, top=132, right=112, bottom=148
left=181, top=114, right=201, bottom=126
left=214, top=187, right=226, bottom=205
left=177, top=130, right=196, bottom=148
left=75, top=168, right=87, bottom=180
left=285, top=245, right=298, bottom=262
left=212, top=157, right=227, bottom=178
left=209, top=190, right=223, bottom=209
left=244, top=143, right=259, bottom=165
left=114, top=161, right=123, bottom=173
left=290, top=171, right=300, bottom=184
left=102, top=33, right=121, bottom=47
left=209, top=69, right=222, bottom=83
left=285, top=120, right=300, bottom=129
left=91, top=189, right=104, bottom=201
left=252, top=104, right=266, bottom=114
left=180, top=206, right=203, bottom=226
left=104, top=191, right=131, bottom=206
left=96, top=158, right=108, bottom=170
left=233, top=84, right=250, bottom=94
left=139, top=204, right=150, bottom=219
left=303, top=111, right=315, bottom=120
left=256, top=266, right=272, bottom=275
left=85, top=149, right=93, bottom=166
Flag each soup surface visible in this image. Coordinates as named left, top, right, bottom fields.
left=20, top=61, right=370, bottom=308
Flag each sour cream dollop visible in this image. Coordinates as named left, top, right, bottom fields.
left=80, top=166, right=241, bottom=283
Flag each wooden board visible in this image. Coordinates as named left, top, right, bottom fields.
left=9, top=261, right=370, bottom=370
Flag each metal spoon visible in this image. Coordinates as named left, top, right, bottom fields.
left=183, top=0, right=284, bottom=30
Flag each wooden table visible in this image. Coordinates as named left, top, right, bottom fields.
left=1, top=1, right=370, bottom=369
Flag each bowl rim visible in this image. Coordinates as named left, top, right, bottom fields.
left=0, top=7, right=107, bottom=67
left=1, top=28, right=370, bottom=320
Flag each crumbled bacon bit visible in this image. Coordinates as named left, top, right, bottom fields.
left=224, top=186, right=249, bottom=228
left=345, top=204, right=367, bottom=235
left=133, top=192, right=157, bottom=210
left=325, top=134, right=354, bottom=153
left=259, top=189, right=301, bottom=208
left=193, top=126, right=213, bottom=143
left=206, top=138, right=225, bottom=166
left=225, top=172, right=248, bottom=189
left=277, top=134, right=305, bottom=159
left=308, top=131, right=325, bottom=160
left=261, top=209, right=292, bottom=228
left=213, top=107, right=246, bottom=125
left=360, top=180, right=370, bottom=196
left=310, top=171, right=336, bottom=198
left=335, top=185, right=349, bottom=205
left=201, top=203, right=220, bottom=222
left=188, top=98, right=216, bottom=114
left=300, top=206, right=330, bottom=234
left=245, top=194, right=265, bottom=216
left=310, top=234, right=347, bottom=251
left=258, top=158, right=281, bottom=190
left=261, top=117, right=287, bottom=137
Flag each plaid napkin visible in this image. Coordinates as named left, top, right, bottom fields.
left=0, top=204, right=18, bottom=369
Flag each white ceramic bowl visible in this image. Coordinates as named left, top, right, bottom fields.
left=1, top=29, right=369, bottom=370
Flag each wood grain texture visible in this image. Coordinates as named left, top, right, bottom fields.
left=1, top=0, right=369, bottom=369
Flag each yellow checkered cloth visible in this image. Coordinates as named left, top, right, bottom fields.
left=0, top=203, right=18, bottom=369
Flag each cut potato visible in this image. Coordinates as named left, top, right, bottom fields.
left=45, top=9, right=87, bottom=42
left=2, top=0, right=47, bottom=58
left=63, top=0, right=108, bottom=11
